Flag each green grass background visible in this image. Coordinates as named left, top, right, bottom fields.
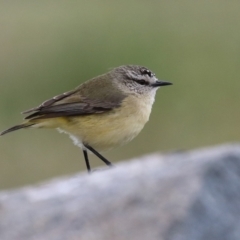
left=0, top=0, right=240, bottom=189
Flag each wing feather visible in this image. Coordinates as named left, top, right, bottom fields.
left=22, top=75, right=127, bottom=120
left=24, top=101, right=120, bottom=120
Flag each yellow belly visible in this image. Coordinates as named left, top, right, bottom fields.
left=59, top=95, right=153, bottom=151
left=34, top=95, right=154, bottom=151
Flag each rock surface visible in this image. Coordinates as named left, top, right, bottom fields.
left=1, top=144, right=240, bottom=240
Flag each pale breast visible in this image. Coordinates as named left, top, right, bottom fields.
left=59, top=94, right=155, bottom=151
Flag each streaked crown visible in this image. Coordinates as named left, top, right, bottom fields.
left=110, top=65, right=172, bottom=94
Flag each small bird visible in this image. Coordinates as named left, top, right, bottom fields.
left=1, top=65, right=172, bottom=172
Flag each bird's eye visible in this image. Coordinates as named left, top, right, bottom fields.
left=137, top=80, right=148, bottom=85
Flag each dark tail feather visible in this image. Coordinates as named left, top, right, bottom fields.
left=0, top=123, right=34, bottom=136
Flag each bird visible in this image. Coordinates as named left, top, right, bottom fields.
left=1, top=65, right=172, bottom=172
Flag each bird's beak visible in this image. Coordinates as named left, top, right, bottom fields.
left=152, top=80, right=173, bottom=87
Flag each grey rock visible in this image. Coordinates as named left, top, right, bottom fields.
left=0, top=144, right=240, bottom=240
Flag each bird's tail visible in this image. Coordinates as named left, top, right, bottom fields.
left=0, top=122, right=35, bottom=136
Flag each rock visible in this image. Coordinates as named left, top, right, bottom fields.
left=0, top=144, right=240, bottom=240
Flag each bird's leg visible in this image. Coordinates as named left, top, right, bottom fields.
left=83, top=149, right=91, bottom=173
left=84, top=145, right=113, bottom=167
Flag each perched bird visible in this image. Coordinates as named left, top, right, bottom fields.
left=1, top=65, right=172, bottom=172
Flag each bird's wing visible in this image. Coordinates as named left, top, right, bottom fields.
left=23, top=88, right=126, bottom=120
left=22, top=89, right=79, bottom=114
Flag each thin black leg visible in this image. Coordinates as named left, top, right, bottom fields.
left=84, top=145, right=113, bottom=167
left=83, top=149, right=91, bottom=173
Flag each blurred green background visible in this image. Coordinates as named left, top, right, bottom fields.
left=0, top=0, right=240, bottom=189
